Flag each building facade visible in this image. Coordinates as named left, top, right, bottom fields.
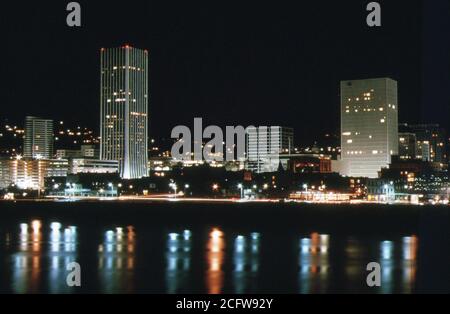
left=56, top=145, right=99, bottom=160
left=23, top=116, right=54, bottom=159
left=100, top=45, right=149, bottom=179
left=0, top=158, right=68, bottom=190
left=246, top=126, right=294, bottom=173
left=403, top=124, right=446, bottom=163
left=70, top=159, right=119, bottom=174
left=398, top=132, right=417, bottom=160
left=340, top=78, right=398, bottom=178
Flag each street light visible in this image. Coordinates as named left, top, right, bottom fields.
left=303, top=184, right=308, bottom=192
left=108, top=182, right=114, bottom=197
left=169, top=182, right=178, bottom=197
left=237, top=184, right=243, bottom=199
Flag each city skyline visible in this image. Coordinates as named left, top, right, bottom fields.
left=1, top=1, right=449, bottom=297
left=3, top=1, right=449, bottom=144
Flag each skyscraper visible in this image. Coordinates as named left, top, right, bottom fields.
left=23, top=116, right=54, bottom=159
left=340, top=78, right=398, bottom=178
left=100, top=45, right=149, bottom=179
left=246, top=126, right=294, bottom=173
left=402, top=124, right=447, bottom=163
left=398, top=132, right=417, bottom=160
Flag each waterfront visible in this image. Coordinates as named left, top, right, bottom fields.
left=0, top=201, right=448, bottom=294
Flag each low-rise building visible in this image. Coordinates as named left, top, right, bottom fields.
left=0, top=157, right=68, bottom=190
left=70, top=159, right=118, bottom=174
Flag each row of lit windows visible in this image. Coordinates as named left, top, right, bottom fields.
left=343, top=133, right=375, bottom=139
left=346, top=150, right=387, bottom=155
left=112, top=66, right=143, bottom=71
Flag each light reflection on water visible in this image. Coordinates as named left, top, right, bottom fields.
left=298, top=233, right=330, bottom=293
left=205, top=228, right=225, bottom=294
left=98, top=226, right=136, bottom=293
left=11, top=220, right=78, bottom=294
left=4, top=222, right=419, bottom=294
left=401, top=236, right=418, bottom=294
left=232, top=232, right=260, bottom=293
left=165, top=230, right=192, bottom=293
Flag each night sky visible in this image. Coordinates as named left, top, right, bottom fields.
left=1, top=0, right=449, bottom=145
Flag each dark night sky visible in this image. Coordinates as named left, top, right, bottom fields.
left=1, top=0, right=449, bottom=145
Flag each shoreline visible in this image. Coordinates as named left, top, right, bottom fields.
left=0, top=196, right=434, bottom=207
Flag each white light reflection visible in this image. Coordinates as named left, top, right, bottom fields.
left=48, top=222, right=78, bottom=293
left=232, top=232, right=260, bottom=293
left=379, top=240, right=394, bottom=294
left=166, top=230, right=192, bottom=293
left=98, top=226, right=136, bottom=293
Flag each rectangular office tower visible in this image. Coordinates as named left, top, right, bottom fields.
left=246, top=126, right=294, bottom=173
left=340, top=78, right=398, bottom=178
left=23, top=116, right=54, bottom=159
left=100, top=46, right=149, bottom=179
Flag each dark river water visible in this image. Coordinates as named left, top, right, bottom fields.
left=0, top=201, right=448, bottom=294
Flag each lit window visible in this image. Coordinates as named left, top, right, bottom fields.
left=347, top=139, right=353, bottom=144
left=380, top=119, right=385, bottom=123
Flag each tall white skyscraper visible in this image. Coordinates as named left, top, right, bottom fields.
left=340, top=78, right=398, bottom=178
left=23, top=116, right=54, bottom=159
left=100, top=45, right=149, bottom=179
left=246, top=126, right=293, bottom=173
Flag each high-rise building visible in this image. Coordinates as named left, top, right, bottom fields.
left=246, top=126, right=294, bottom=173
left=340, top=78, right=398, bottom=178
left=398, top=132, right=417, bottom=160
left=23, top=116, right=54, bottom=159
left=402, top=124, right=446, bottom=163
left=100, top=45, right=149, bottom=179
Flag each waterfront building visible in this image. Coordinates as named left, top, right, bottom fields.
left=340, top=78, right=398, bottom=178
